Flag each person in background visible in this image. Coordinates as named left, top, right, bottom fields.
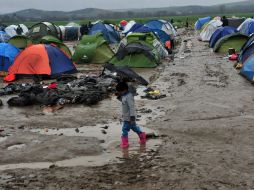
left=186, top=18, right=189, bottom=28
left=115, top=82, right=146, bottom=148
left=16, top=25, right=23, bottom=35
left=222, top=16, right=229, bottom=27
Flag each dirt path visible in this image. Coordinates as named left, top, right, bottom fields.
left=1, top=29, right=254, bottom=190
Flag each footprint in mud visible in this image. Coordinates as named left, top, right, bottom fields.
left=203, top=64, right=228, bottom=88
left=162, top=72, right=189, bottom=89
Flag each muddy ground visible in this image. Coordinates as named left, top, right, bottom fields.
left=0, top=29, right=254, bottom=190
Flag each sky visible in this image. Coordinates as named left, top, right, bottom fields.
left=0, top=0, right=246, bottom=14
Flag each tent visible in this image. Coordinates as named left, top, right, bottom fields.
left=88, top=22, right=120, bottom=44
left=213, top=33, right=249, bottom=53
left=238, top=18, right=254, bottom=36
left=28, top=22, right=60, bottom=43
left=64, top=26, right=81, bottom=41
left=209, top=26, right=238, bottom=48
left=199, top=20, right=223, bottom=42
left=0, top=43, right=20, bottom=72
left=228, top=18, right=245, bottom=28
left=240, top=52, right=254, bottom=82
left=66, top=22, right=80, bottom=27
left=145, top=20, right=177, bottom=38
left=4, top=24, right=29, bottom=37
left=195, top=17, right=211, bottom=30
left=72, top=33, right=114, bottom=64
left=110, top=32, right=162, bottom=68
left=40, top=35, right=72, bottom=57
left=8, top=44, right=77, bottom=79
left=122, top=21, right=137, bottom=34
left=8, top=35, right=32, bottom=49
left=0, top=31, right=10, bottom=43
left=238, top=34, right=254, bottom=63
left=133, top=26, right=172, bottom=46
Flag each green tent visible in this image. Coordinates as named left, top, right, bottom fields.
left=8, top=35, right=32, bottom=49
left=110, top=32, right=161, bottom=68
left=72, top=33, right=114, bottom=64
left=214, top=33, right=249, bottom=54
left=40, top=35, right=72, bottom=57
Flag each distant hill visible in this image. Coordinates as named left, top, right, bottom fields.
left=0, top=0, right=254, bottom=23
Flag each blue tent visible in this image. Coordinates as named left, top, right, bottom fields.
left=195, top=17, right=211, bottom=30
left=124, top=23, right=143, bottom=35
left=145, top=20, right=177, bottom=37
left=240, top=53, right=254, bottom=82
left=133, top=26, right=171, bottom=44
left=239, top=34, right=254, bottom=63
left=0, top=43, right=20, bottom=72
left=238, top=19, right=254, bottom=36
left=0, top=31, right=10, bottom=43
left=89, top=22, right=120, bottom=44
left=209, top=26, right=237, bottom=48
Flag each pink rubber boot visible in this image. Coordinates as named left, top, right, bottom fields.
left=121, top=136, right=129, bottom=148
left=138, top=132, right=146, bottom=144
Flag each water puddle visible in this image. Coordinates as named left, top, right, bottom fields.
left=0, top=121, right=162, bottom=171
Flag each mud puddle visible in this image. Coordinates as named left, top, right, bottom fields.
left=0, top=121, right=161, bottom=171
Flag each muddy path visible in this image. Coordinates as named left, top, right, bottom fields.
left=1, top=29, right=254, bottom=190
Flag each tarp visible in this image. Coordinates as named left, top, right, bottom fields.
left=0, top=43, right=20, bottom=72
left=238, top=18, right=254, bottom=36
left=213, top=33, right=249, bottom=53
left=0, top=31, right=10, bottom=43
left=199, top=20, right=223, bottom=41
left=72, top=33, right=114, bottom=64
left=89, top=22, right=120, bottom=44
left=209, top=26, right=238, bottom=48
left=195, top=17, right=211, bottom=30
left=8, top=44, right=76, bottom=77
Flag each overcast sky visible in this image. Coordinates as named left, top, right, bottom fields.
left=0, top=0, right=245, bottom=14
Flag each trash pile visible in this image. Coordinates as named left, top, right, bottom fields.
left=0, top=64, right=149, bottom=109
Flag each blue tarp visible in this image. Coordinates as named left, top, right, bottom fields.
left=195, top=17, right=211, bottom=30
left=45, top=45, right=77, bottom=76
left=0, top=43, right=20, bottom=71
left=209, top=26, right=237, bottom=48
left=89, top=22, right=120, bottom=44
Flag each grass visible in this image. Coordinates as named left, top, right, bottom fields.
left=7, top=12, right=254, bottom=28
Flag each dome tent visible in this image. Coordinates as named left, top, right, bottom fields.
left=145, top=20, right=177, bottom=38
left=110, top=32, right=164, bottom=68
left=0, top=31, right=10, bottom=43
left=40, top=35, right=72, bottom=57
left=8, top=35, right=32, bottom=49
left=0, top=43, right=20, bottom=73
left=213, top=33, right=249, bottom=54
left=28, top=22, right=61, bottom=43
left=88, top=22, right=120, bottom=44
left=4, top=24, right=28, bottom=37
left=72, top=33, right=114, bottom=64
left=195, top=17, right=211, bottom=30
left=238, top=18, right=254, bottom=36
left=209, top=26, right=238, bottom=48
left=7, top=44, right=76, bottom=80
left=199, top=20, right=223, bottom=42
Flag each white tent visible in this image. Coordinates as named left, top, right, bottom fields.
left=4, top=24, right=29, bottom=37
left=199, top=20, right=223, bottom=42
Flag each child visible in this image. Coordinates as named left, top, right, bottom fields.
left=116, top=82, right=146, bottom=148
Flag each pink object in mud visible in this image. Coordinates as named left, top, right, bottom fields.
left=139, top=132, right=146, bottom=144
left=121, top=136, right=129, bottom=149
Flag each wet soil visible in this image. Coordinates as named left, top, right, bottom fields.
left=1, top=28, right=254, bottom=190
